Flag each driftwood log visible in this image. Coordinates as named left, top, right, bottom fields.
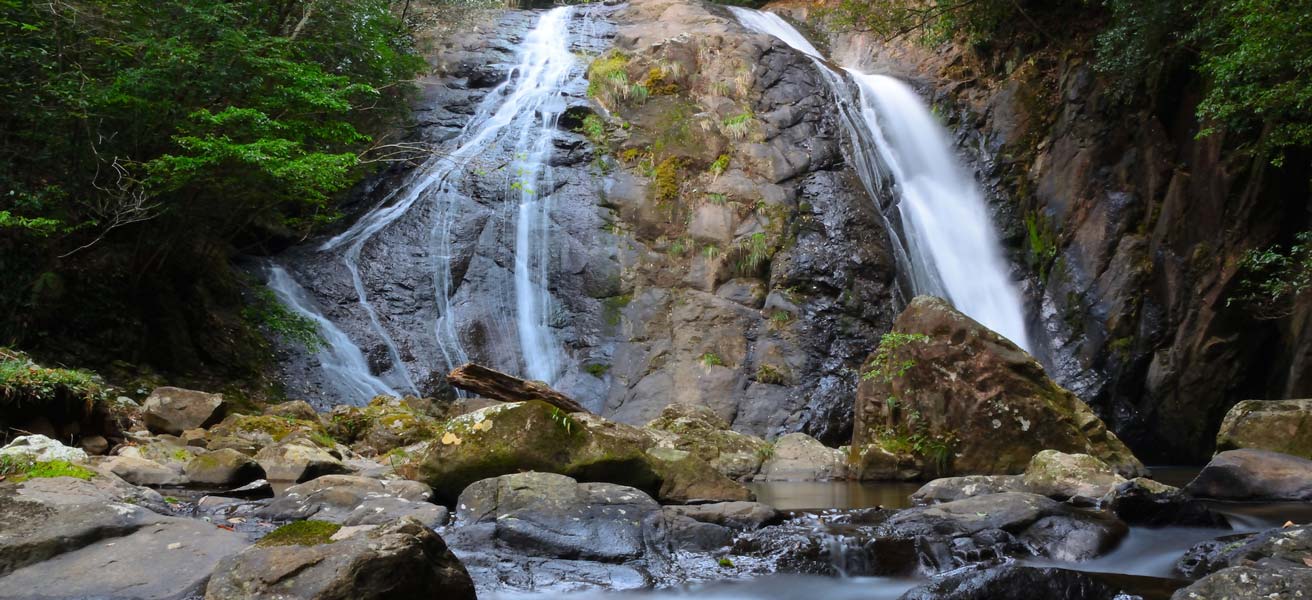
left=447, top=363, right=590, bottom=414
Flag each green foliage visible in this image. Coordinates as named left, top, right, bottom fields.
left=652, top=157, right=684, bottom=204
left=699, top=352, right=725, bottom=368
left=708, top=154, right=731, bottom=177
left=0, top=348, right=107, bottom=412
left=721, top=112, right=755, bottom=141
left=768, top=310, right=794, bottom=328
left=584, top=363, right=611, bottom=378
left=755, top=364, right=789, bottom=385
left=242, top=288, right=325, bottom=352
left=861, top=333, right=931, bottom=383
left=0, top=456, right=96, bottom=482
left=586, top=52, right=633, bottom=108
left=729, top=232, right=774, bottom=275
left=717, top=557, right=735, bottom=568
left=257, top=520, right=341, bottom=547
left=1228, top=231, right=1312, bottom=319
left=826, top=0, right=1066, bottom=45
left=1024, top=211, right=1059, bottom=274
left=548, top=407, right=578, bottom=435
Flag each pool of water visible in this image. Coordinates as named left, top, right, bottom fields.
left=746, top=480, right=924, bottom=510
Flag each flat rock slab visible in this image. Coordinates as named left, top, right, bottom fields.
left=0, top=517, right=248, bottom=600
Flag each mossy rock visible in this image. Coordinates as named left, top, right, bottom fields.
left=646, top=447, right=751, bottom=504
left=645, top=403, right=768, bottom=480
left=417, top=401, right=660, bottom=504
left=256, top=520, right=341, bottom=547
left=210, top=414, right=332, bottom=450
left=326, top=400, right=441, bottom=457
left=1215, top=399, right=1312, bottom=460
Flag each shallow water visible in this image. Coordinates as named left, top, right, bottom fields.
left=746, top=480, right=922, bottom=510
left=485, top=575, right=920, bottom=600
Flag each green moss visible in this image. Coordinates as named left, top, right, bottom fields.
left=584, top=363, right=611, bottom=378
left=861, top=333, right=931, bottom=383
left=257, top=520, right=341, bottom=547
left=755, top=364, right=789, bottom=386
left=0, top=348, right=107, bottom=413
left=586, top=51, right=632, bottom=108
left=640, top=67, right=679, bottom=96
left=602, top=294, right=632, bottom=327
left=718, top=557, right=734, bottom=568
left=0, top=457, right=95, bottom=482
left=652, top=157, right=684, bottom=204
left=708, top=154, right=730, bottom=176
left=700, top=352, right=725, bottom=368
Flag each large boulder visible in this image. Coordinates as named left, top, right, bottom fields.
left=257, top=475, right=447, bottom=527
left=644, top=403, right=769, bottom=480
left=1102, top=478, right=1227, bottom=527
left=900, top=564, right=1179, bottom=600
left=204, top=517, right=476, bottom=600
left=1022, top=450, right=1126, bottom=500
left=854, top=296, right=1144, bottom=477
left=1215, top=399, right=1312, bottom=459
left=255, top=439, right=348, bottom=483
left=184, top=448, right=265, bottom=486
left=141, top=386, right=225, bottom=435
left=100, top=454, right=188, bottom=486
left=910, top=475, right=1027, bottom=505
left=756, top=432, right=848, bottom=481
left=1184, top=449, right=1312, bottom=501
left=208, top=413, right=333, bottom=451
left=663, top=501, right=780, bottom=531
left=1170, top=566, right=1312, bottom=600
left=417, top=401, right=661, bottom=504
left=0, top=434, right=88, bottom=463
left=325, top=396, right=442, bottom=457
left=645, top=447, right=753, bottom=503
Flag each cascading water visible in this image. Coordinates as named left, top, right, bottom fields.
left=280, top=6, right=597, bottom=403
left=265, top=264, right=400, bottom=401
left=730, top=8, right=1031, bottom=350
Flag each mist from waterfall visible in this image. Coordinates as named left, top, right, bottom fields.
left=730, top=8, right=1031, bottom=351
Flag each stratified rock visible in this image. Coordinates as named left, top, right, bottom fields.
left=1216, top=399, right=1312, bottom=459
left=1185, top=449, right=1312, bottom=501
left=1170, top=566, right=1312, bottom=600
left=141, top=386, right=225, bottom=435
left=184, top=448, right=265, bottom=486
left=100, top=454, right=187, bottom=486
left=899, top=564, right=1180, bottom=600
left=854, top=296, right=1144, bottom=477
left=0, top=434, right=88, bottom=463
left=417, top=401, right=660, bottom=504
left=757, top=433, right=848, bottom=481
left=257, top=475, right=446, bottom=527
left=1022, top=450, right=1126, bottom=500
left=911, top=475, right=1027, bottom=505
left=204, top=517, right=476, bottom=600
left=645, top=403, right=769, bottom=480
left=1177, top=524, right=1312, bottom=579
left=455, top=472, right=666, bottom=563
left=646, top=447, right=752, bottom=503
left=255, top=439, right=347, bottom=483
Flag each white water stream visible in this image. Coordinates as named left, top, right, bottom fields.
left=730, top=8, right=1031, bottom=350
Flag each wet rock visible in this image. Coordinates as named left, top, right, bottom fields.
left=1177, top=524, right=1312, bottom=579
left=255, top=439, right=348, bottom=483
left=1216, top=399, right=1312, bottom=459
left=664, top=513, right=734, bottom=552
left=141, top=386, right=225, bottom=435
left=455, top=472, right=667, bottom=563
left=100, top=454, right=187, bottom=486
left=205, top=517, right=476, bottom=600
left=647, top=447, right=753, bottom=503
left=854, top=296, right=1145, bottom=477
left=899, top=564, right=1179, bottom=600
left=184, top=448, right=265, bottom=487
left=663, top=501, right=780, bottom=531
left=418, top=401, right=660, bottom=504
left=1185, top=449, right=1312, bottom=501
left=0, top=434, right=88, bottom=463
left=645, top=403, right=769, bottom=480
left=257, top=475, right=446, bottom=527
left=1170, top=566, right=1312, bottom=600
left=1023, top=450, right=1126, bottom=501
left=1102, top=478, right=1227, bottom=527
left=911, top=475, right=1027, bottom=505
left=757, top=433, right=848, bottom=481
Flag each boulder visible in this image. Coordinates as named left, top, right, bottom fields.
left=1177, top=524, right=1312, bottom=579
left=1022, top=450, right=1126, bottom=500
left=455, top=472, right=666, bottom=563
left=255, top=440, right=348, bottom=483
left=854, top=297, right=1144, bottom=477
left=664, top=513, right=734, bottom=552
left=757, top=433, right=848, bottom=481
left=0, top=434, right=88, bottom=463
left=100, top=454, right=187, bottom=486
left=646, top=447, right=753, bottom=503
left=1215, top=399, right=1312, bottom=459
left=79, top=435, right=110, bottom=455
left=663, top=501, right=780, bottom=530
left=899, top=564, right=1180, bottom=600
left=204, top=517, right=476, bottom=600
left=208, top=413, right=333, bottom=451
left=417, top=401, right=660, bottom=504
left=184, top=448, right=265, bottom=486
left=1170, top=566, right=1312, bottom=600
left=141, top=386, right=225, bottom=435
left=645, top=403, right=769, bottom=480
left=1102, top=478, right=1227, bottom=527
left=911, top=475, right=1027, bottom=505
left=257, top=475, right=446, bottom=527
left=325, top=397, right=441, bottom=457
left=850, top=443, right=922, bottom=481
left=265, top=400, right=321, bottom=422
left=1184, top=449, right=1312, bottom=501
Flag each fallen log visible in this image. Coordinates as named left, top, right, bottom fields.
left=447, top=363, right=590, bottom=414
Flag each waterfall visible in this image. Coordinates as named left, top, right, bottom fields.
left=265, top=264, right=400, bottom=401
left=730, top=8, right=1031, bottom=351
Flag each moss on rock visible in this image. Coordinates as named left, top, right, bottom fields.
left=256, top=520, right=341, bottom=547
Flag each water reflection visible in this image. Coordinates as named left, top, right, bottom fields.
left=746, top=481, right=922, bottom=510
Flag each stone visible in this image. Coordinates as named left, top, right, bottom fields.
left=665, top=514, right=734, bottom=552
left=757, top=433, right=847, bottom=481
left=911, top=475, right=1028, bottom=505
left=899, top=564, right=1181, bottom=600
left=100, top=454, right=187, bottom=486
left=854, top=297, right=1144, bottom=477
left=209, top=413, right=332, bottom=451
left=180, top=428, right=209, bottom=447
left=1216, top=399, right=1312, bottom=459
left=184, top=448, right=265, bottom=486
left=646, top=447, right=753, bottom=503
left=850, top=443, right=923, bottom=481
left=265, top=400, right=321, bottom=422
left=0, top=434, right=88, bottom=463
left=1185, top=449, right=1312, bottom=501
left=1022, top=450, right=1127, bottom=500
left=1170, top=566, right=1312, bottom=600
left=326, top=398, right=440, bottom=457
left=205, top=517, right=476, bottom=600
left=1177, top=524, right=1312, bottom=579
left=455, top=472, right=666, bottom=563
left=255, top=440, right=348, bottom=483
left=1102, top=478, right=1227, bottom=527
left=645, top=403, right=769, bottom=480
left=141, top=386, right=225, bottom=435
left=257, top=475, right=447, bottom=527
left=417, top=401, right=661, bottom=504
left=663, top=501, right=780, bottom=531
left=79, top=435, right=110, bottom=455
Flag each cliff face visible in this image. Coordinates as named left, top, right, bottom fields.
left=772, top=2, right=1312, bottom=461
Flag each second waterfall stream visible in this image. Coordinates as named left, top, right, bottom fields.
left=730, top=7, right=1031, bottom=351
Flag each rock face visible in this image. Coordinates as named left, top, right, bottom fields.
left=854, top=296, right=1144, bottom=477
left=1022, top=450, right=1127, bottom=500
left=756, top=433, right=847, bottom=481
left=1185, top=449, right=1312, bottom=501
left=205, top=517, right=476, bottom=600
left=141, top=386, right=225, bottom=435
left=1216, top=399, right=1312, bottom=459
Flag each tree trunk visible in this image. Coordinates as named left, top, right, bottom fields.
left=447, top=363, right=590, bottom=414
